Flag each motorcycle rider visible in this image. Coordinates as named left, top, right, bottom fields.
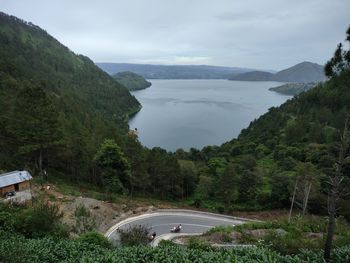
left=171, top=224, right=182, bottom=232
left=149, top=232, right=156, bottom=241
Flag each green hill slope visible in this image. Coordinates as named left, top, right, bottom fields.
left=269, top=82, right=318, bottom=95
left=113, top=71, right=151, bottom=91
left=0, top=12, right=140, bottom=178
left=192, top=68, right=350, bottom=218
left=189, top=26, right=350, bottom=217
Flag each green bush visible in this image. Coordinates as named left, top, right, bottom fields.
left=77, top=231, right=112, bottom=248
left=12, top=201, right=68, bottom=238
left=187, top=236, right=212, bottom=251
left=73, top=204, right=96, bottom=234
left=117, top=224, right=150, bottom=246
left=206, top=225, right=235, bottom=234
left=158, top=239, right=177, bottom=247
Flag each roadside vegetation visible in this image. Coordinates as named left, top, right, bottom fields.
left=0, top=230, right=349, bottom=263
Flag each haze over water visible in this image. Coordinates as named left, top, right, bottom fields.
left=129, top=79, right=292, bottom=151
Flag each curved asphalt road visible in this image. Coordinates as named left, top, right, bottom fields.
left=106, top=210, right=249, bottom=246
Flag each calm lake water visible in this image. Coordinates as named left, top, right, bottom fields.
left=129, top=79, right=291, bottom=151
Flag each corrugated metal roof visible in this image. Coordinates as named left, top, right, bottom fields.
left=0, top=170, right=33, bottom=188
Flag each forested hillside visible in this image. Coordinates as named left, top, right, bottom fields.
left=183, top=35, right=350, bottom=219
left=113, top=71, right=151, bottom=91
left=0, top=12, right=192, bottom=201
left=0, top=12, right=140, bottom=180
left=269, top=82, right=317, bottom=95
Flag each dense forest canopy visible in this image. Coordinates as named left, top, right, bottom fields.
left=0, top=12, right=140, bottom=180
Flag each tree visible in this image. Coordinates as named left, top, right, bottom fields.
left=296, top=162, right=319, bottom=216
left=324, top=25, right=350, bottom=78
left=94, top=139, right=131, bottom=195
left=7, top=84, right=59, bottom=177
left=324, top=113, right=349, bottom=261
left=270, top=171, right=294, bottom=208
left=194, top=175, right=213, bottom=205
left=207, top=157, right=227, bottom=177
left=124, top=132, right=150, bottom=197
left=238, top=169, right=262, bottom=203
left=218, top=164, right=240, bottom=206
left=178, top=160, right=197, bottom=198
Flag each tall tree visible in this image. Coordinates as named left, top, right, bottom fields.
left=218, top=164, right=240, bottom=206
left=7, top=84, right=59, bottom=176
left=324, top=25, right=350, bottom=78
left=324, top=113, right=349, bottom=261
left=94, top=139, right=131, bottom=195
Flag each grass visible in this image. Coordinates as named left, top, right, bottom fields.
left=205, top=225, right=235, bottom=235
left=232, top=215, right=350, bottom=255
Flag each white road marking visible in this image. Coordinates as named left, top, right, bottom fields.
left=150, top=223, right=213, bottom=228
left=105, top=210, right=247, bottom=240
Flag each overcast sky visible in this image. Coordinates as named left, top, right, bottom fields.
left=1, top=0, right=349, bottom=70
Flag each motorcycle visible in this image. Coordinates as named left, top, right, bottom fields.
left=148, top=232, right=156, bottom=242
left=170, top=224, right=182, bottom=233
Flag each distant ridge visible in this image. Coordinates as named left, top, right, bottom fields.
left=97, top=63, right=255, bottom=79
left=229, top=61, right=326, bottom=83
left=273, top=62, right=326, bottom=82
left=229, top=71, right=274, bottom=81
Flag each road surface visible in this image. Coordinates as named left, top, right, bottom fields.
left=106, top=209, right=249, bottom=246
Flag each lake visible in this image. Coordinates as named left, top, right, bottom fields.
left=129, top=79, right=291, bottom=151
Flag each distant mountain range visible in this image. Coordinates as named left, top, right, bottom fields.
left=96, top=63, right=255, bottom=79
left=229, top=62, right=326, bottom=83
left=97, top=61, right=326, bottom=82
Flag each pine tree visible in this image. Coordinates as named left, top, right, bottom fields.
left=94, top=139, right=131, bottom=195
left=7, top=84, right=59, bottom=176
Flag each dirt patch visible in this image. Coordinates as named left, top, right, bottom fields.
left=32, top=184, right=157, bottom=233
left=230, top=210, right=290, bottom=221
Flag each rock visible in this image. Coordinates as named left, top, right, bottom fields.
left=243, top=229, right=269, bottom=239
left=148, top=205, right=156, bottom=211
left=92, top=205, right=100, bottom=210
left=305, top=232, right=323, bottom=239
left=275, top=229, right=287, bottom=236
left=134, top=207, right=146, bottom=214
left=231, top=231, right=242, bottom=241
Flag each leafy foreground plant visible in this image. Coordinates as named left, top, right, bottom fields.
left=0, top=233, right=349, bottom=263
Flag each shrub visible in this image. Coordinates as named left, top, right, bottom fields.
left=187, top=236, right=212, bottom=251
left=117, top=224, right=150, bottom=246
left=73, top=204, right=96, bottom=234
left=158, top=239, right=177, bottom=247
left=77, top=231, right=112, bottom=248
left=13, top=201, right=68, bottom=238
left=206, top=225, right=235, bottom=235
